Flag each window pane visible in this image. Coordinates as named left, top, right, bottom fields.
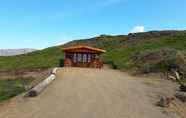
left=77, top=53, right=82, bottom=62
left=88, top=54, right=91, bottom=63
left=73, top=53, right=77, bottom=63
left=83, top=54, right=87, bottom=63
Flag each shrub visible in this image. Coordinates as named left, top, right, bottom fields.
left=0, top=77, right=34, bottom=102
left=131, top=48, right=186, bottom=75
left=105, top=61, right=118, bottom=69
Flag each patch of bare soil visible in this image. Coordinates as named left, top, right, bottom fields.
left=169, top=99, right=186, bottom=118
left=139, top=74, right=186, bottom=118
left=0, top=68, right=184, bottom=118
left=0, top=69, right=51, bottom=80
left=0, top=69, right=52, bottom=93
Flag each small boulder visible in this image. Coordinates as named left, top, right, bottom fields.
left=157, top=96, right=175, bottom=107
left=180, top=84, right=186, bottom=92
left=175, top=92, right=186, bottom=103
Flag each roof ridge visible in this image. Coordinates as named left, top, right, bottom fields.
left=63, top=45, right=106, bottom=53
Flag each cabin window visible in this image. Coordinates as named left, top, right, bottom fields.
left=88, top=54, right=91, bottom=63
left=73, top=53, right=77, bottom=63
left=77, top=53, right=82, bottom=62
left=83, top=54, right=87, bottom=63
left=71, top=53, right=94, bottom=63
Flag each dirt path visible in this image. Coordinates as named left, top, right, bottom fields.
left=0, top=68, right=179, bottom=118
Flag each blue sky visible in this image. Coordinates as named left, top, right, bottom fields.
left=0, top=0, right=186, bottom=49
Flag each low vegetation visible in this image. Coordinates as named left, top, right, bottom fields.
left=0, top=30, right=186, bottom=102
left=131, top=49, right=186, bottom=73
left=0, top=77, right=34, bottom=102
left=102, top=33, right=186, bottom=69
left=0, top=46, right=63, bottom=71
left=0, top=30, right=186, bottom=74
left=0, top=31, right=186, bottom=71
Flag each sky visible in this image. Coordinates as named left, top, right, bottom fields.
left=0, top=0, right=186, bottom=49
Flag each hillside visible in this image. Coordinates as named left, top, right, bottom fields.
left=0, top=30, right=186, bottom=102
left=0, top=30, right=186, bottom=74
left=0, top=49, right=36, bottom=56
left=0, top=46, right=63, bottom=71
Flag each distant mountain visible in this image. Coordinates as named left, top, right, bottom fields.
left=0, top=49, right=36, bottom=56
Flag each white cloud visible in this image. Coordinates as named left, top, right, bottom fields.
left=130, top=26, right=145, bottom=33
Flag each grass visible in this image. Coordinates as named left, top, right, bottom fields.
left=0, top=31, right=186, bottom=72
left=102, top=34, right=186, bottom=70
left=0, top=46, right=63, bottom=71
left=0, top=31, right=185, bottom=72
left=0, top=30, right=186, bottom=102
left=0, top=77, right=34, bottom=102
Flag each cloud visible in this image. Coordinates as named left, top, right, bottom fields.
left=130, top=26, right=145, bottom=33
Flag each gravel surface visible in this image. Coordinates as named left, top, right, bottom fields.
left=0, top=67, right=180, bottom=118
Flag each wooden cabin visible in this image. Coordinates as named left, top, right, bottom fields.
left=63, top=45, right=106, bottom=68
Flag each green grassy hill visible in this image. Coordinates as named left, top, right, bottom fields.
left=0, top=30, right=186, bottom=73
left=0, top=46, right=63, bottom=72
left=0, top=30, right=186, bottom=102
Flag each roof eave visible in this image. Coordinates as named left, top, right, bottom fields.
left=63, top=46, right=106, bottom=53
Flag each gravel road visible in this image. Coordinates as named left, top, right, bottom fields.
left=0, top=68, right=179, bottom=118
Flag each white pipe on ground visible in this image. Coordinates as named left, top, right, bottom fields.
left=27, top=68, right=58, bottom=97
left=52, top=67, right=58, bottom=74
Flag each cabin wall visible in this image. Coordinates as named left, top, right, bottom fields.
left=64, top=52, right=103, bottom=68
